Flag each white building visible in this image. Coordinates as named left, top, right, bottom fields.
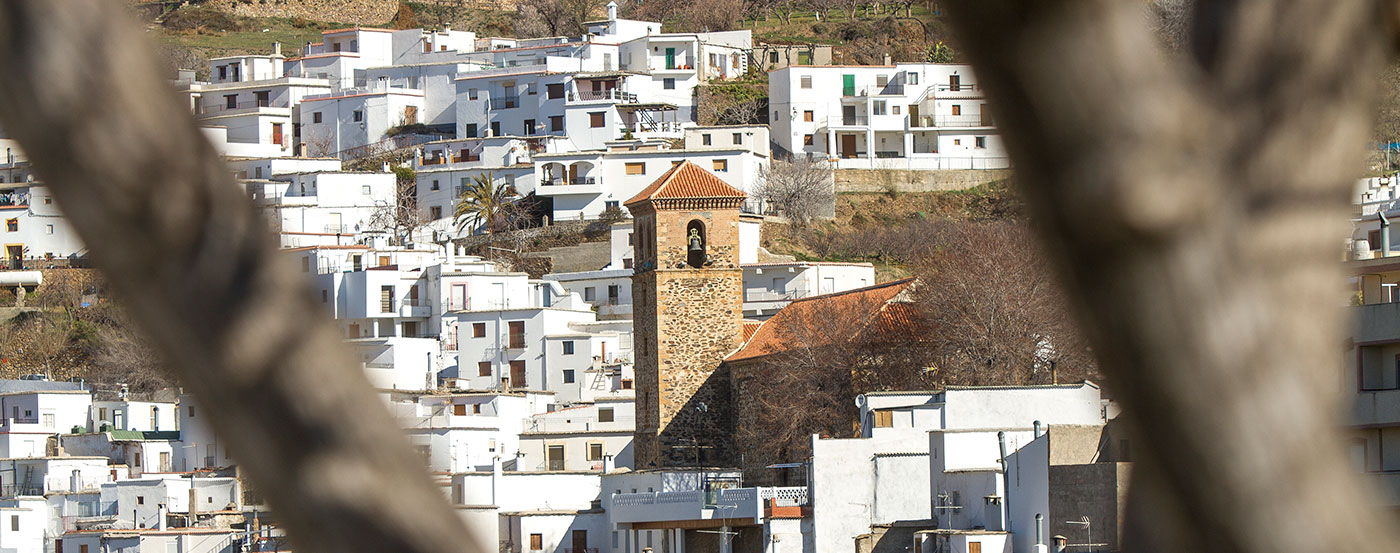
left=89, top=401, right=177, bottom=433
left=389, top=390, right=553, bottom=473
left=0, top=457, right=110, bottom=498
left=518, top=398, right=635, bottom=472
left=742, top=261, right=875, bottom=319
left=541, top=320, right=635, bottom=403
left=810, top=383, right=1105, bottom=553
left=0, top=159, right=86, bottom=267
left=183, top=47, right=333, bottom=157
left=451, top=469, right=606, bottom=553
left=769, top=64, right=1009, bottom=170
left=61, top=529, right=240, bottom=553
left=96, top=475, right=240, bottom=531
left=61, top=431, right=180, bottom=478
left=298, top=84, right=427, bottom=158
left=244, top=170, right=396, bottom=248
left=447, top=284, right=599, bottom=391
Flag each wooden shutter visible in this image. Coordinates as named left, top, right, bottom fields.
left=453, top=404, right=467, bottom=416
left=874, top=410, right=893, bottom=427
left=510, top=360, right=526, bottom=386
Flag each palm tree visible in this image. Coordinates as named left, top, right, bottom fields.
left=453, top=172, right=518, bottom=234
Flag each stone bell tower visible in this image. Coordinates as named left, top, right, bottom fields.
left=625, top=161, right=747, bottom=468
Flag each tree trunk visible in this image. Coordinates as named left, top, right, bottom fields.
left=0, top=3, right=471, bottom=553
left=943, top=0, right=1400, bottom=552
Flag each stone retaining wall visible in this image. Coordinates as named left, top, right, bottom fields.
left=834, top=168, right=1013, bottom=194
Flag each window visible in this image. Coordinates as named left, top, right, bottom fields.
left=873, top=410, right=893, bottom=428
left=873, top=100, right=887, bottom=115
left=321, top=290, right=328, bottom=303
left=476, top=404, right=484, bottom=414
left=490, top=122, right=501, bottom=136
left=380, top=286, right=394, bottom=312
left=733, top=133, right=742, bottom=144
left=473, top=322, right=486, bottom=337
left=225, top=94, right=237, bottom=109
left=953, top=139, right=961, bottom=146
left=3, top=218, right=14, bottom=232
left=769, top=51, right=779, bottom=63
left=893, top=105, right=901, bottom=115
left=563, top=369, right=575, bottom=384
left=623, top=258, right=634, bottom=269
left=584, top=287, right=596, bottom=301
left=702, top=134, right=712, bottom=146
left=465, top=124, right=478, bottom=138
left=361, top=185, right=372, bottom=195
left=908, top=72, right=919, bottom=85
left=531, top=534, right=543, bottom=550
left=478, top=362, right=491, bottom=377
left=42, top=413, right=53, bottom=427
left=454, top=403, right=467, bottom=416
left=430, top=206, right=442, bottom=219
left=975, top=136, right=986, bottom=149
left=804, top=134, right=814, bottom=146
left=663, top=78, right=675, bottom=90
left=876, top=75, right=888, bottom=87
left=606, top=200, right=618, bottom=210
left=563, top=341, right=575, bottom=355
left=625, top=162, right=645, bottom=175
left=712, top=159, right=728, bottom=172
left=621, top=379, right=633, bottom=389
left=523, top=119, right=536, bottom=135
left=599, top=407, right=614, bottom=422
left=431, top=179, right=440, bottom=191
left=469, top=88, right=479, bottom=100
left=588, top=443, right=604, bottom=461
left=547, top=83, right=565, bottom=99
left=188, top=406, right=195, bottom=417
left=550, top=115, right=564, bottom=132
left=217, top=66, right=227, bottom=80
left=313, top=112, right=323, bottom=124
left=508, top=321, right=526, bottom=348
left=951, top=104, right=962, bottom=116
left=527, top=82, right=537, bottom=95
left=800, top=76, right=812, bottom=89
left=137, top=496, right=145, bottom=505
left=589, top=112, right=605, bottom=128
left=509, top=360, right=526, bottom=386
left=803, top=110, right=814, bottom=122
left=949, top=74, right=961, bottom=91
left=353, top=110, right=363, bottom=122
left=608, top=285, right=620, bottom=305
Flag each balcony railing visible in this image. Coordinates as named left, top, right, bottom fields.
left=843, top=84, right=905, bottom=97
left=539, top=177, right=597, bottom=186
left=0, top=191, right=30, bottom=207
left=489, top=97, right=520, bottom=110
left=909, top=113, right=994, bottom=128
left=568, top=90, right=637, bottom=103
left=935, top=82, right=983, bottom=94
left=197, top=100, right=287, bottom=115
left=826, top=115, right=869, bottom=127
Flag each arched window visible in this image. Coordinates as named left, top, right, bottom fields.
left=686, top=220, right=706, bottom=268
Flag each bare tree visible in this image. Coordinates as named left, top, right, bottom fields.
left=513, top=0, right=607, bottom=38
left=753, top=156, right=835, bottom=227
left=366, top=174, right=423, bottom=246
left=911, top=222, right=1094, bottom=385
left=944, top=1, right=1400, bottom=552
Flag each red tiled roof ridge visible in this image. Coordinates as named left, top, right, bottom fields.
left=623, top=161, right=746, bottom=206
left=725, top=277, right=919, bottom=363
left=786, top=276, right=917, bottom=305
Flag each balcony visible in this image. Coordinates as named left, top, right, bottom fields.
left=196, top=100, right=290, bottom=117
left=933, top=82, right=985, bottom=98
left=919, top=113, right=994, bottom=128
left=842, top=84, right=906, bottom=98
left=609, top=487, right=807, bottom=525
left=489, top=97, right=521, bottom=110
left=1355, top=302, right=1400, bottom=343
left=824, top=115, right=869, bottom=128
left=0, top=191, right=29, bottom=209
left=568, top=90, right=637, bottom=103
left=399, top=304, right=431, bottom=318
left=536, top=177, right=601, bottom=196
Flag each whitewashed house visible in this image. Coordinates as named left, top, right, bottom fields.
left=183, top=47, right=333, bottom=157
left=61, top=528, right=241, bottom=553
left=518, top=398, right=635, bottom=472
left=742, top=261, right=875, bottom=319
left=447, top=283, right=599, bottom=391
left=541, top=320, right=635, bottom=403
left=244, top=170, right=396, bottom=248
left=388, top=390, right=553, bottom=473
left=61, top=431, right=180, bottom=478
left=0, top=158, right=87, bottom=267
left=97, top=475, right=240, bottom=531
left=0, top=496, right=45, bottom=553
left=0, top=457, right=110, bottom=499
left=451, top=469, right=606, bottom=553
left=769, top=64, right=1009, bottom=169
left=225, top=156, right=343, bottom=180
left=88, top=401, right=177, bottom=433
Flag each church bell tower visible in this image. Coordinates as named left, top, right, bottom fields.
left=625, top=161, right=747, bottom=467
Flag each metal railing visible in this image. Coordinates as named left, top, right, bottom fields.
left=489, top=97, right=520, bottom=110
left=915, top=113, right=994, bottom=127
left=842, top=84, right=905, bottom=97
left=935, top=82, right=982, bottom=94
left=0, top=191, right=29, bottom=207
left=568, top=90, right=637, bottom=103
left=827, top=115, right=869, bottom=127
left=197, top=100, right=287, bottom=115
left=539, top=177, right=597, bottom=186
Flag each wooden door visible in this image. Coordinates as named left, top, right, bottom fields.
left=968, top=542, right=981, bottom=553
left=665, top=48, right=676, bottom=69
left=272, top=123, right=283, bottom=145
left=510, top=360, right=526, bottom=387
left=840, top=135, right=857, bottom=158
left=571, top=529, right=586, bottom=552
left=405, top=106, right=418, bottom=125
left=842, top=74, right=855, bottom=96
left=347, top=323, right=359, bottom=338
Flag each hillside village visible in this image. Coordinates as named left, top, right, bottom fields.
left=0, top=2, right=1388, bottom=553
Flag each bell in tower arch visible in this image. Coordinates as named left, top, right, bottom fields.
left=686, top=220, right=706, bottom=268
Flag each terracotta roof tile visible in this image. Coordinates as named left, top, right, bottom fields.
left=742, top=321, right=764, bottom=342
left=726, top=278, right=918, bottom=363
left=624, top=161, right=746, bottom=207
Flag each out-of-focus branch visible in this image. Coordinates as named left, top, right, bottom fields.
left=0, top=3, right=471, bottom=552
left=944, top=1, right=1400, bottom=552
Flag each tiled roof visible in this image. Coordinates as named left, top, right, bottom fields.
left=726, top=278, right=918, bottom=363
left=624, top=161, right=746, bottom=207
left=742, top=320, right=763, bottom=342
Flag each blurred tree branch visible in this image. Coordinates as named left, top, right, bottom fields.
left=0, top=2, right=470, bottom=552
left=944, top=0, right=1400, bottom=551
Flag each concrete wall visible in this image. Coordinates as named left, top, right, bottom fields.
left=1048, top=463, right=1130, bottom=552
left=833, top=168, right=1012, bottom=194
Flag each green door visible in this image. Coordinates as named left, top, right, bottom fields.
left=842, top=74, right=855, bottom=96
left=665, top=48, right=676, bottom=69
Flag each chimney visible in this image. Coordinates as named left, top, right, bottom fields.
left=189, top=480, right=199, bottom=522
left=273, top=42, right=282, bottom=56
left=603, top=454, right=616, bottom=473
left=882, top=53, right=892, bottom=65
left=157, top=503, right=168, bottom=531
left=607, top=0, right=618, bottom=21
left=1033, top=420, right=1042, bottom=438
left=1382, top=212, right=1392, bottom=257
